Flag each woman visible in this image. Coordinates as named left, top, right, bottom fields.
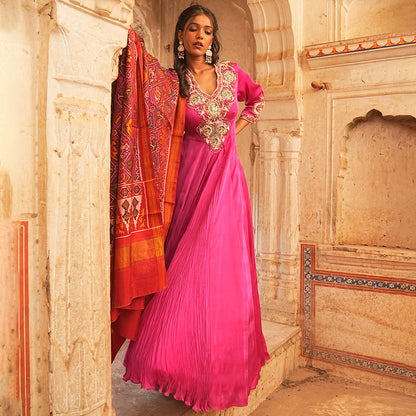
left=123, top=5, right=269, bottom=411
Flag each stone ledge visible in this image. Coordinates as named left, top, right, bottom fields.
left=305, top=33, right=416, bottom=69
left=316, top=244, right=416, bottom=279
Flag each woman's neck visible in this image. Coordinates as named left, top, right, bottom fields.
left=186, top=57, right=212, bottom=75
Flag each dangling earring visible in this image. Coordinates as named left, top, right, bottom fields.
left=205, top=45, right=212, bottom=64
left=177, top=41, right=184, bottom=59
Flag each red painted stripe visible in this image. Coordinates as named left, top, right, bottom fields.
left=18, top=221, right=30, bottom=416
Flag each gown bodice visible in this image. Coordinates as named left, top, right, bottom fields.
left=184, top=62, right=264, bottom=152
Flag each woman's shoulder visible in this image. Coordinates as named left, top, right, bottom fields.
left=216, top=61, right=238, bottom=71
left=216, top=61, right=239, bottom=79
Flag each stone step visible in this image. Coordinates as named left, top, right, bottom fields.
left=183, top=321, right=301, bottom=416
left=112, top=321, right=301, bottom=416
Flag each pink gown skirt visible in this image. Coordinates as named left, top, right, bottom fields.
left=123, top=99, right=269, bottom=411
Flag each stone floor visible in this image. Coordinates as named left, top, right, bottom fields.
left=249, top=367, right=416, bottom=416
left=112, top=341, right=190, bottom=416
left=112, top=351, right=416, bottom=416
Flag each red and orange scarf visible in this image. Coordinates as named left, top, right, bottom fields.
left=110, top=28, right=185, bottom=360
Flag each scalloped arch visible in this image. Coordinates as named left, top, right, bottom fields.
left=247, top=0, right=295, bottom=95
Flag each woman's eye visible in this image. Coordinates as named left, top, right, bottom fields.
left=205, top=31, right=212, bottom=36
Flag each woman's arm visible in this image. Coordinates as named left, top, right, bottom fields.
left=234, top=63, right=265, bottom=130
left=235, top=117, right=250, bottom=135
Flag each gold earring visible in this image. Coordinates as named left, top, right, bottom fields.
left=205, top=44, right=212, bottom=64
left=178, top=41, right=184, bottom=59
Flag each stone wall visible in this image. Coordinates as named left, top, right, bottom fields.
left=300, top=0, right=416, bottom=395
left=0, top=1, right=51, bottom=414
left=337, top=110, right=416, bottom=250
left=45, top=2, right=132, bottom=414
left=1, top=0, right=132, bottom=414
left=0, top=221, right=20, bottom=415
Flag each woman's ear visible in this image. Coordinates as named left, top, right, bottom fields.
left=178, top=30, right=183, bottom=43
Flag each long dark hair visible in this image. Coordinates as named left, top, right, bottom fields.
left=173, top=5, right=221, bottom=97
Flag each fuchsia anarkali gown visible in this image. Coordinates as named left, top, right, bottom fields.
left=123, top=61, right=270, bottom=411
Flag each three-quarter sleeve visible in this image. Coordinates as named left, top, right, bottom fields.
left=234, top=63, right=265, bottom=123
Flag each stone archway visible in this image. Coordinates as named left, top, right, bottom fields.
left=247, top=0, right=302, bottom=326
left=128, top=0, right=302, bottom=327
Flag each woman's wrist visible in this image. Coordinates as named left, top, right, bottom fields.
left=235, top=117, right=249, bottom=134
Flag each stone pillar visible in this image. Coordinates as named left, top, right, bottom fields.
left=256, top=130, right=301, bottom=325
left=246, top=0, right=302, bottom=326
left=46, top=1, right=132, bottom=414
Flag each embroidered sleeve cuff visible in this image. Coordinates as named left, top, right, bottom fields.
left=241, top=92, right=265, bottom=123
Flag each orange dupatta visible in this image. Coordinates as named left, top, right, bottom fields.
left=110, top=28, right=185, bottom=360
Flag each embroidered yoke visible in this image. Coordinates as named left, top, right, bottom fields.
left=186, top=62, right=264, bottom=152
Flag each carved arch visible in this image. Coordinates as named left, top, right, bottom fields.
left=247, top=0, right=296, bottom=97
left=127, top=0, right=301, bottom=331
left=246, top=0, right=301, bottom=325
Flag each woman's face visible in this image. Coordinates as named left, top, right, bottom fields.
left=178, top=13, right=214, bottom=60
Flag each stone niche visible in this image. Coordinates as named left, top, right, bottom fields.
left=336, top=109, right=416, bottom=250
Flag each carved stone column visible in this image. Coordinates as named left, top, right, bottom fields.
left=46, top=1, right=132, bottom=414
left=256, top=130, right=301, bottom=325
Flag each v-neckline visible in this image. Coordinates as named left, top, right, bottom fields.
left=187, top=64, right=219, bottom=97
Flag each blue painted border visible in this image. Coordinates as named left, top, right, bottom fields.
left=302, top=245, right=416, bottom=382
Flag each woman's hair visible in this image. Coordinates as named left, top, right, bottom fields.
left=173, top=5, right=221, bottom=97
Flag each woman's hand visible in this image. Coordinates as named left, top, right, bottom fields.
left=235, top=117, right=249, bottom=135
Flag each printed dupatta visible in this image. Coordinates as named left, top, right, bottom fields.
left=110, top=28, right=185, bottom=360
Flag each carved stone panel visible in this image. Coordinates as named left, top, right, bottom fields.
left=256, top=131, right=301, bottom=325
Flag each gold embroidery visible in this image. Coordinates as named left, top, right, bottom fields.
left=186, top=62, right=236, bottom=152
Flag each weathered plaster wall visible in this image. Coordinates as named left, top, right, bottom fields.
left=0, top=222, right=20, bottom=415
left=0, top=1, right=51, bottom=414
left=132, top=0, right=162, bottom=57
left=1, top=0, right=134, bottom=414
left=303, top=0, right=416, bottom=44
left=300, top=0, right=416, bottom=396
left=337, top=111, right=416, bottom=250
left=344, top=0, right=416, bottom=39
